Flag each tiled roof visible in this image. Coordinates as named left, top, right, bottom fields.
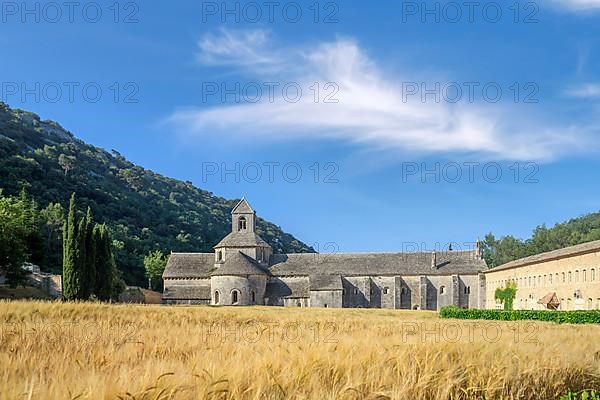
left=162, top=285, right=211, bottom=300
left=268, top=250, right=486, bottom=277
left=211, top=251, right=269, bottom=276
left=487, top=240, right=600, bottom=273
left=265, top=278, right=310, bottom=298
left=214, top=231, right=270, bottom=248
left=162, top=253, right=214, bottom=279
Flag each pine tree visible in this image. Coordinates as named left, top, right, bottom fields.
left=82, top=207, right=96, bottom=299
left=62, top=194, right=81, bottom=300
left=76, top=217, right=87, bottom=299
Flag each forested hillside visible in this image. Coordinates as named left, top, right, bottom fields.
left=482, top=212, right=600, bottom=268
left=0, top=102, right=313, bottom=285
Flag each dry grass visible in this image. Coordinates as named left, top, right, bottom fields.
left=1, top=301, right=599, bottom=399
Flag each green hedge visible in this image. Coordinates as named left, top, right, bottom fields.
left=440, top=306, right=600, bottom=324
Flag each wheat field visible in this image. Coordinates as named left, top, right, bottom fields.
left=0, top=301, right=599, bottom=399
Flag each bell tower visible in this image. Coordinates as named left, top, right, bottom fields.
left=231, top=198, right=256, bottom=233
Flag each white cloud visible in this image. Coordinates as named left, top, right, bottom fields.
left=566, top=83, right=600, bottom=98
left=546, top=0, right=600, bottom=10
left=196, top=28, right=280, bottom=69
left=167, top=29, right=592, bottom=161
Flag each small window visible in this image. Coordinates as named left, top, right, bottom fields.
left=214, top=291, right=220, bottom=305
left=354, top=288, right=359, bottom=295
left=217, top=251, right=222, bottom=262
left=549, top=274, right=553, bottom=284
left=251, top=291, right=256, bottom=304
left=383, top=287, right=389, bottom=295
left=568, top=272, right=572, bottom=283
left=575, top=270, right=579, bottom=282
left=464, top=286, right=470, bottom=294
left=238, top=216, right=247, bottom=231
left=562, top=272, right=565, bottom=283
left=232, top=290, right=239, bottom=304
left=324, top=304, right=328, bottom=308
left=583, top=270, right=587, bottom=282
left=297, top=302, right=302, bottom=307
left=439, top=286, right=446, bottom=295
left=592, top=269, right=596, bottom=281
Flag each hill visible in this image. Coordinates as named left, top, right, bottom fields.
left=0, top=102, right=313, bottom=285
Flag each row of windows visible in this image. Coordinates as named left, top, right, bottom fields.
left=493, top=268, right=597, bottom=290
left=213, top=289, right=256, bottom=305
left=344, top=286, right=471, bottom=296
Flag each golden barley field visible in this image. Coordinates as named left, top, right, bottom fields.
left=1, top=301, right=599, bottom=400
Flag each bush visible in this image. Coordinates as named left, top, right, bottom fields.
left=560, top=391, right=600, bottom=400
left=440, top=306, right=600, bottom=324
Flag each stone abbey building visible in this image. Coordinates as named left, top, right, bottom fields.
left=163, top=199, right=488, bottom=309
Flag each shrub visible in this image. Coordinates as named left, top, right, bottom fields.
left=440, top=306, right=600, bottom=324
left=560, top=390, right=600, bottom=400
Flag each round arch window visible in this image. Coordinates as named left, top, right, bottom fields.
left=231, top=290, right=240, bottom=305
left=214, top=291, right=220, bottom=305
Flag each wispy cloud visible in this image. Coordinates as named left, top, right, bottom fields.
left=196, top=28, right=282, bottom=71
left=566, top=83, right=600, bottom=98
left=546, top=0, right=600, bottom=11
left=167, top=29, right=593, bottom=162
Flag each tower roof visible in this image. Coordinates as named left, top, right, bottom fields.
left=214, top=231, right=270, bottom=249
left=231, top=198, right=254, bottom=214
left=211, top=251, right=270, bottom=276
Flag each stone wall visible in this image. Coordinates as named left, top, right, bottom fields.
left=310, top=290, right=342, bottom=308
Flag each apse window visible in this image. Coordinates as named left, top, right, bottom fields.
left=232, top=290, right=239, bottom=304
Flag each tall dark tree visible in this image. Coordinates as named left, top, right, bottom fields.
left=94, top=224, right=115, bottom=301
left=62, top=194, right=82, bottom=300
left=82, top=207, right=96, bottom=299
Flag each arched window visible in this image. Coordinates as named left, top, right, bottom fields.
left=217, top=251, right=223, bottom=262
left=575, top=270, right=579, bottom=282
left=439, top=286, right=445, bottom=295
left=214, top=291, right=220, bottom=305
left=464, top=286, right=470, bottom=294
left=231, top=290, right=239, bottom=304
left=238, top=216, right=247, bottom=231
left=383, top=287, right=389, bottom=295
left=251, top=291, right=256, bottom=304
left=296, top=302, right=302, bottom=307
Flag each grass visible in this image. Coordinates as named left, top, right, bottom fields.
left=0, top=301, right=599, bottom=399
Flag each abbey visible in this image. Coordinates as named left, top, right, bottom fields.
left=162, top=199, right=488, bottom=309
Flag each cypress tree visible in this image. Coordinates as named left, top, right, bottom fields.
left=62, top=194, right=81, bottom=300
left=94, top=224, right=114, bottom=301
left=82, top=207, right=96, bottom=299
left=76, top=217, right=87, bottom=299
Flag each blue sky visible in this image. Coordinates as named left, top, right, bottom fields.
left=1, top=0, right=600, bottom=252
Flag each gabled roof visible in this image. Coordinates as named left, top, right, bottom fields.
left=162, top=253, right=214, bottom=279
left=310, top=275, right=343, bottom=291
left=214, top=231, right=270, bottom=249
left=232, top=198, right=254, bottom=214
left=211, top=251, right=269, bottom=277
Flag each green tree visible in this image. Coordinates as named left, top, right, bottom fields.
left=495, top=282, right=518, bottom=310
left=82, top=207, right=96, bottom=299
left=94, top=224, right=117, bottom=301
left=39, top=202, right=65, bottom=272
left=144, top=250, right=167, bottom=291
left=0, top=191, right=30, bottom=287
left=62, top=193, right=82, bottom=300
